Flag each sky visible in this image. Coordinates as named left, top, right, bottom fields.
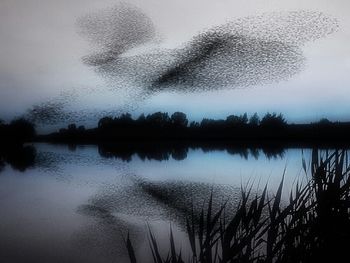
left=0, top=0, right=349, bottom=130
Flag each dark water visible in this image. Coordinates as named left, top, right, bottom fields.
left=0, top=143, right=325, bottom=262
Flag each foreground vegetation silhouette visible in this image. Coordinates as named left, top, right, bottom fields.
left=126, top=150, right=350, bottom=262
left=43, top=112, right=350, bottom=146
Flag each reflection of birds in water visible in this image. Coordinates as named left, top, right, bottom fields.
left=78, top=178, right=241, bottom=225
left=75, top=176, right=241, bottom=262
left=27, top=4, right=338, bottom=124
left=73, top=205, right=146, bottom=263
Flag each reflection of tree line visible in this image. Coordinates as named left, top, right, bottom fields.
left=0, top=142, right=285, bottom=173
left=97, top=142, right=285, bottom=162
left=43, top=112, right=350, bottom=144
left=0, top=145, right=36, bottom=172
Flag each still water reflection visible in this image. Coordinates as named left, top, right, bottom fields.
left=0, top=143, right=334, bottom=262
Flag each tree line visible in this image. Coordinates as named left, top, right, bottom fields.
left=47, top=112, right=350, bottom=144
left=0, top=118, right=36, bottom=144
left=94, top=112, right=285, bottom=130
left=1, top=112, right=350, bottom=144
left=0, top=118, right=36, bottom=172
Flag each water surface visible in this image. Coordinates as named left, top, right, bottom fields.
left=0, top=143, right=323, bottom=262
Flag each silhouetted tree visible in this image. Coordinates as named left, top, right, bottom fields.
left=241, top=113, right=248, bottom=124
left=249, top=113, right=260, bottom=126
left=68, top=124, right=77, bottom=131
left=118, top=113, right=133, bottom=126
left=137, top=113, right=146, bottom=122
left=8, top=118, right=36, bottom=143
left=171, top=112, right=188, bottom=128
left=226, top=113, right=248, bottom=126
left=318, top=118, right=332, bottom=125
left=201, top=118, right=226, bottom=128
left=98, top=116, right=114, bottom=129
left=146, top=112, right=170, bottom=127
left=189, top=121, right=200, bottom=128
left=78, top=125, right=85, bottom=132
left=200, top=118, right=212, bottom=128
left=0, top=119, right=5, bottom=138
left=260, top=113, right=286, bottom=128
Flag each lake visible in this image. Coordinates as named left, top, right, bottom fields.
left=0, top=143, right=332, bottom=262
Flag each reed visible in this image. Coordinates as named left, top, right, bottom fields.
left=126, top=150, right=350, bottom=262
